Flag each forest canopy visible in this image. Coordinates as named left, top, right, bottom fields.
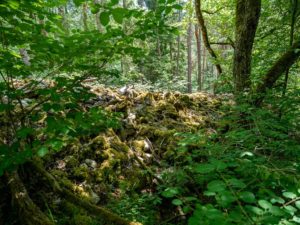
left=0, top=0, right=300, bottom=224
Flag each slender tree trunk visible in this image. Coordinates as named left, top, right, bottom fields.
left=195, top=24, right=202, bottom=91
left=282, top=0, right=298, bottom=97
left=194, top=0, right=222, bottom=76
left=94, top=0, right=104, bottom=33
left=175, top=2, right=182, bottom=78
left=157, top=37, right=161, bottom=57
left=233, top=0, right=261, bottom=93
left=82, top=2, right=88, bottom=31
left=202, top=47, right=207, bottom=89
left=58, top=6, right=69, bottom=33
left=121, top=0, right=127, bottom=74
left=175, top=35, right=181, bottom=77
left=187, top=23, right=193, bottom=93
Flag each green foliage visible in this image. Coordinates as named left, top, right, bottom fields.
left=108, top=193, right=159, bottom=225
left=156, top=102, right=300, bottom=224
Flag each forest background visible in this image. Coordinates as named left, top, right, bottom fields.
left=1, top=0, right=300, bottom=224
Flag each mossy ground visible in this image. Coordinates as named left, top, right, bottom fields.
left=5, top=87, right=223, bottom=225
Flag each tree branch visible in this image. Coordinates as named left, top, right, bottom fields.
left=254, top=40, right=300, bottom=106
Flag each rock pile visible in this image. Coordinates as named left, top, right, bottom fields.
left=47, top=86, right=223, bottom=209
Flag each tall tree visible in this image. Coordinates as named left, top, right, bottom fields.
left=282, top=0, right=298, bottom=96
left=194, top=0, right=222, bottom=76
left=175, top=3, right=182, bottom=78
left=82, top=2, right=88, bottom=31
left=233, top=0, right=261, bottom=93
left=195, top=24, right=202, bottom=91
left=187, top=23, right=193, bottom=93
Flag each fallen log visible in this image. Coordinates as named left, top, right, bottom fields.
left=30, top=160, right=142, bottom=225
left=5, top=171, right=54, bottom=225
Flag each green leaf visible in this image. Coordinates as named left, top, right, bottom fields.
left=9, top=50, right=21, bottom=58
left=258, top=200, right=272, bottom=210
left=207, top=180, right=226, bottom=192
left=210, top=159, right=227, bottom=171
left=194, top=163, right=215, bottom=174
left=239, top=191, right=256, bottom=203
left=292, top=216, right=300, bottom=223
left=295, top=201, right=300, bottom=209
left=247, top=206, right=264, bottom=215
left=50, top=140, right=64, bottom=151
left=271, top=196, right=285, bottom=204
left=37, top=147, right=48, bottom=157
left=172, top=199, right=183, bottom=206
left=204, top=191, right=216, bottom=196
left=217, top=191, right=236, bottom=206
left=283, top=192, right=297, bottom=199
left=16, top=127, right=34, bottom=138
left=162, top=187, right=179, bottom=198
left=284, top=205, right=298, bottom=215
left=73, top=0, right=85, bottom=6
left=110, top=0, right=119, bottom=6
left=171, top=4, right=182, bottom=10
left=228, top=178, right=246, bottom=189
left=269, top=206, right=285, bottom=216
left=112, top=8, right=126, bottom=24
left=8, top=0, right=19, bottom=9
left=100, top=11, right=110, bottom=26
left=91, top=6, right=100, bottom=14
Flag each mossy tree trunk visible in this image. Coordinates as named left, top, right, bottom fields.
left=254, top=40, right=300, bottom=106
left=233, top=0, right=261, bottom=93
left=5, top=171, right=54, bottom=225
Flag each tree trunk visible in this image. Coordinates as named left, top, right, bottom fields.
left=233, top=0, right=261, bottom=93
left=194, top=0, right=222, bottom=76
left=255, top=40, right=300, bottom=106
left=201, top=47, right=206, bottom=90
left=58, top=6, right=69, bottom=33
left=175, top=35, right=181, bottom=77
left=30, top=160, right=141, bottom=225
left=82, top=2, right=88, bottom=31
left=5, top=171, right=54, bottom=225
left=282, top=0, right=298, bottom=97
left=94, top=0, right=104, bottom=33
left=175, top=2, right=182, bottom=78
left=195, top=24, right=202, bottom=91
left=187, top=23, right=193, bottom=93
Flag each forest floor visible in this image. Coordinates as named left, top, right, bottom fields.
left=1, top=84, right=227, bottom=225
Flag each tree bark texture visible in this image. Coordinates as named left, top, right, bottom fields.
left=282, top=0, right=298, bottom=96
left=187, top=23, right=193, bottom=93
left=233, top=0, right=261, bottom=93
left=194, top=0, right=222, bottom=76
left=195, top=24, right=202, bottom=91
left=82, top=2, right=88, bottom=31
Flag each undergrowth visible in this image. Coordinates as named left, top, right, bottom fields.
left=149, top=97, right=300, bottom=225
